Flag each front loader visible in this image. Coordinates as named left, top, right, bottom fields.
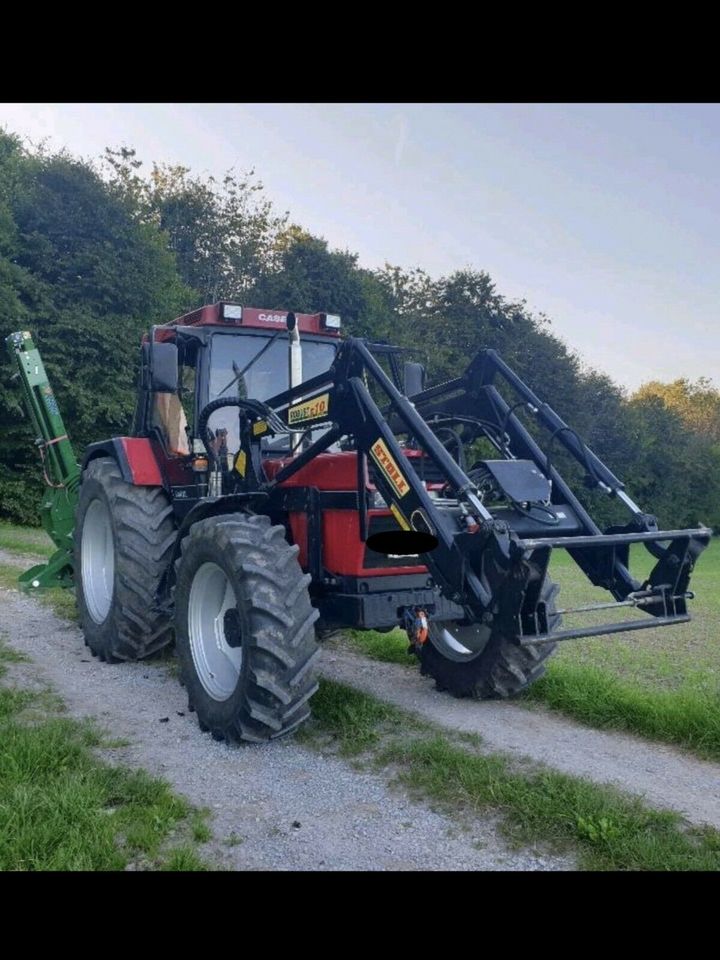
left=6, top=304, right=711, bottom=742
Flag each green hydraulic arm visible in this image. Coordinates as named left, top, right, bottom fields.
left=5, top=330, right=80, bottom=591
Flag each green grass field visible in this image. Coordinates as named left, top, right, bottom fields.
left=520, top=542, right=719, bottom=757
left=546, top=541, right=719, bottom=697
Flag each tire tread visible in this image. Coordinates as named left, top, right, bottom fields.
left=75, top=457, right=175, bottom=661
left=174, top=513, right=320, bottom=744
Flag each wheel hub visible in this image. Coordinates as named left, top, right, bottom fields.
left=188, top=562, right=242, bottom=701
left=223, top=608, right=243, bottom=648
left=81, top=497, right=115, bottom=624
left=427, top=619, right=491, bottom=662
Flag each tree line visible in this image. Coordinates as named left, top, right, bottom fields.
left=1, top=130, right=718, bottom=529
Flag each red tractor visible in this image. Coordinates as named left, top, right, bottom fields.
left=8, top=303, right=710, bottom=743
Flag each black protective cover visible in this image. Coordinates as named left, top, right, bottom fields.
left=482, top=459, right=551, bottom=504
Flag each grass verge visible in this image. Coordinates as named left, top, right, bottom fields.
left=0, top=636, right=210, bottom=871
left=0, top=521, right=53, bottom=558
left=345, top=629, right=413, bottom=667
left=525, top=662, right=720, bottom=762
left=297, top=677, right=412, bottom=756
left=304, top=679, right=720, bottom=871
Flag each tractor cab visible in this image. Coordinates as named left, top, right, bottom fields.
left=136, top=302, right=341, bottom=465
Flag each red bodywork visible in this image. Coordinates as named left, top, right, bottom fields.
left=115, top=444, right=428, bottom=579
left=151, top=302, right=341, bottom=342
left=119, top=438, right=163, bottom=486
left=263, top=451, right=431, bottom=578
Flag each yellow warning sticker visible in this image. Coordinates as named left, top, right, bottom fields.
left=369, top=438, right=410, bottom=498
left=288, top=392, right=330, bottom=425
left=234, top=450, right=247, bottom=477
left=390, top=502, right=411, bottom=530
left=252, top=420, right=269, bottom=436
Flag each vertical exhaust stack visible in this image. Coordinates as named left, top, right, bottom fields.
left=287, top=312, right=303, bottom=451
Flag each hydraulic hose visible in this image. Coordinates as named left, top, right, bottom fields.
left=197, top=398, right=286, bottom=465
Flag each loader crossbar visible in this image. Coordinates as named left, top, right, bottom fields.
left=253, top=337, right=710, bottom=647
left=520, top=614, right=692, bottom=647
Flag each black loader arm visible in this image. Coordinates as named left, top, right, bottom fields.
left=260, top=339, right=512, bottom=622
left=247, top=338, right=711, bottom=647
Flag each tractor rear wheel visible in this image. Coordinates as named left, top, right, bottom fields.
left=74, top=457, right=176, bottom=661
left=173, top=513, right=320, bottom=743
left=419, top=570, right=561, bottom=699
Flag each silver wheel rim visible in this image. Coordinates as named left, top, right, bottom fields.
left=188, top=562, right=242, bottom=701
left=428, top=620, right=491, bottom=663
left=81, top=498, right=115, bottom=624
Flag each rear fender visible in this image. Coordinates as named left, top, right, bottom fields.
left=82, top=438, right=164, bottom=487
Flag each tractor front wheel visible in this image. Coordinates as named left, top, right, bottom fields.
left=419, top=571, right=561, bottom=699
left=173, top=513, right=320, bottom=743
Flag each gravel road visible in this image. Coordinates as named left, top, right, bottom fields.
left=0, top=575, right=572, bottom=871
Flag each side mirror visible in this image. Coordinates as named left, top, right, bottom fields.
left=403, top=361, right=426, bottom=397
left=149, top=341, right=178, bottom=393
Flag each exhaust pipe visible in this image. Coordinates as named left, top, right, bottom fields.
left=287, top=312, right=302, bottom=450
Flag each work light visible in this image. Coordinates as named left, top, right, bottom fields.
left=221, top=303, right=243, bottom=321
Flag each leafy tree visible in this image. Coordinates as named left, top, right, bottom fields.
left=373, top=265, right=581, bottom=404
left=251, top=227, right=396, bottom=339
left=103, top=148, right=288, bottom=302
left=633, top=378, right=720, bottom=444
left=625, top=393, right=720, bottom=528
left=0, top=133, right=191, bottom=522
left=0, top=132, right=41, bottom=522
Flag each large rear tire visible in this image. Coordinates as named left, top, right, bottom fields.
left=173, top=513, right=320, bottom=744
left=74, top=457, right=176, bottom=661
left=419, top=571, right=561, bottom=699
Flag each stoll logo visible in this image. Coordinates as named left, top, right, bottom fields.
left=369, top=439, right=410, bottom=498
left=258, top=313, right=287, bottom=324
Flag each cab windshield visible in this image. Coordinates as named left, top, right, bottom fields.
left=207, top=332, right=337, bottom=452
left=210, top=332, right=335, bottom=403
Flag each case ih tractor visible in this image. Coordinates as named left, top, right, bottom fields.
left=6, top=304, right=710, bottom=743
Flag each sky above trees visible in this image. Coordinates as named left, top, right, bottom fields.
left=1, top=103, right=717, bottom=392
